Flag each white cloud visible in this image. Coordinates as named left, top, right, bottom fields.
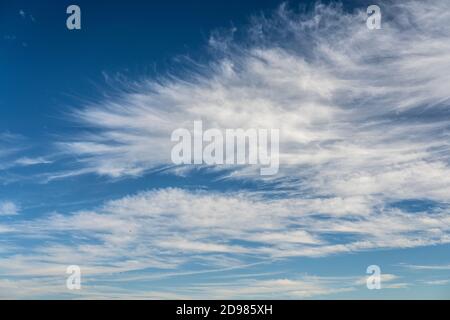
left=1, top=188, right=449, bottom=278
left=0, top=266, right=406, bottom=299
left=186, top=277, right=354, bottom=299
left=402, top=263, right=450, bottom=271
left=57, top=1, right=450, bottom=206
left=0, top=133, right=54, bottom=181
left=424, top=279, right=450, bottom=285
left=32, top=4, right=450, bottom=281
left=14, top=157, right=52, bottom=166
left=0, top=274, right=351, bottom=299
left=0, top=201, right=19, bottom=216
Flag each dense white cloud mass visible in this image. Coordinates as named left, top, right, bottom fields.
left=1, top=0, right=450, bottom=298
left=0, top=188, right=448, bottom=297
left=5, top=188, right=449, bottom=261
left=58, top=0, right=450, bottom=202
left=0, top=201, right=19, bottom=216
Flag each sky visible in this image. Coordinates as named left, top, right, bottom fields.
left=0, top=0, right=449, bottom=299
